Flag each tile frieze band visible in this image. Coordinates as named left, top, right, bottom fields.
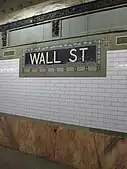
left=0, top=0, right=127, bottom=31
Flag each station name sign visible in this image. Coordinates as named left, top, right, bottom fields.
left=20, top=40, right=106, bottom=77
left=25, top=45, right=96, bottom=65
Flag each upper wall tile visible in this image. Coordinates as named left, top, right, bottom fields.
left=69, top=15, right=87, bottom=37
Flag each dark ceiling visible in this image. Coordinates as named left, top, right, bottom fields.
left=0, top=0, right=88, bottom=14
left=0, top=0, right=89, bottom=24
left=0, top=0, right=51, bottom=13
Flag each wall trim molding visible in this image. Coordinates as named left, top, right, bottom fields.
left=1, top=29, right=127, bottom=50
left=0, top=0, right=127, bottom=31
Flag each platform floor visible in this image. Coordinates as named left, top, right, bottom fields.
left=0, top=147, right=73, bottom=169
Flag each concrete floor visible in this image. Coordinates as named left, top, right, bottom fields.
left=0, top=147, right=74, bottom=169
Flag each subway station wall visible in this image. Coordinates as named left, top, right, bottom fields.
left=0, top=50, right=127, bottom=133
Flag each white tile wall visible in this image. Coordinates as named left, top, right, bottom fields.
left=0, top=50, right=127, bottom=133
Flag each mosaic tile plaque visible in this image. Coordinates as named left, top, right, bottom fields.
left=20, top=39, right=106, bottom=77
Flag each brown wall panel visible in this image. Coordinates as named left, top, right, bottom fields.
left=0, top=114, right=127, bottom=169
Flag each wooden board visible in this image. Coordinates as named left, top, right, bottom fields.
left=0, top=114, right=127, bottom=169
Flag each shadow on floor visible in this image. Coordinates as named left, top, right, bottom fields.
left=0, top=147, right=74, bottom=169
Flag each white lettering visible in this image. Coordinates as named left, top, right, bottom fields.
left=69, top=49, right=77, bottom=63
left=79, top=48, right=88, bottom=62
left=54, top=51, right=61, bottom=64
left=46, top=52, right=53, bottom=64
left=30, top=53, right=40, bottom=65
left=39, top=52, right=45, bottom=64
